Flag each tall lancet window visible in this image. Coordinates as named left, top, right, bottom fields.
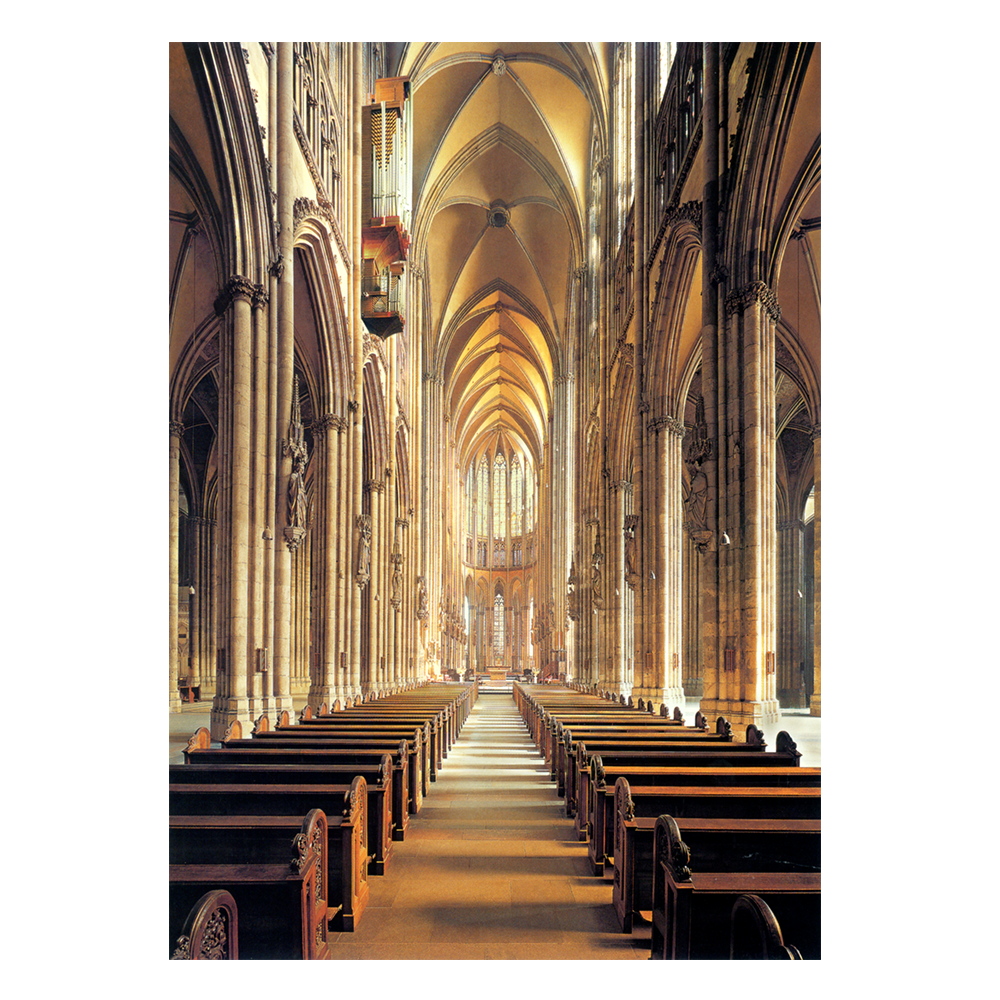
left=466, top=464, right=475, bottom=536
left=478, top=456, right=489, bottom=536
left=526, top=470, right=534, bottom=533
left=510, top=457, right=522, bottom=535
left=493, top=591, right=505, bottom=662
left=493, top=453, right=506, bottom=538
left=614, top=42, right=635, bottom=247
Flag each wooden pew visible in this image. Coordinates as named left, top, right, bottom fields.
left=570, top=728, right=781, bottom=838
left=612, top=777, right=821, bottom=932
left=546, top=716, right=721, bottom=786
left=589, top=772, right=821, bottom=876
left=169, top=808, right=333, bottom=958
left=558, top=718, right=743, bottom=811
left=171, top=756, right=394, bottom=874
left=651, top=813, right=821, bottom=959
left=204, top=721, right=416, bottom=834
left=168, top=779, right=369, bottom=932
left=730, top=894, right=806, bottom=959
left=170, top=889, right=238, bottom=960
left=290, top=713, right=436, bottom=785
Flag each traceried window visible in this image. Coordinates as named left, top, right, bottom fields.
left=493, top=592, right=505, bottom=661
left=466, top=464, right=475, bottom=536
left=510, top=457, right=523, bottom=535
left=494, top=539, right=505, bottom=568
left=526, top=471, right=534, bottom=533
left=493, top=453, right=506, bottom=538
left=614, top=43, right=635, bottom=247
left=659, top=42, right=675, bottom=101
left=477, top=456, right=489, bottom=535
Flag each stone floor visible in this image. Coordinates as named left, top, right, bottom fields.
left=169, top=689, right=820, bottom=960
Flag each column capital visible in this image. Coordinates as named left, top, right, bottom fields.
left=778, top=518, right=806, bottom=532
left=811, top=423, right=821, bottom=441
left=311, top=413, right=346, bottom=438
left=213, top=275, right=259, bottom=316
left=251, top=285, right=269, bottom=310
left=725, top=280, right=781, bottom=323
left=170, top=420, right=185, bottom=438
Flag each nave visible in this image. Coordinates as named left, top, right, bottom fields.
left=169, top=689, right=821, bottom=959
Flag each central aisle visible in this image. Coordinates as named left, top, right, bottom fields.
left=328, top=692, right=648, bottom=959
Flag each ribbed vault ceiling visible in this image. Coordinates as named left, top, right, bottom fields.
left=397, top=43, right=610, bottom=468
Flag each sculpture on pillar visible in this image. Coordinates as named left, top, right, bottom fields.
left=683, top=397, right=713, bottom=552
left=415, top=576, right=428, bottom=619
left=623, top=515, right=639, bottom=590
left=591, top=523, right=605, bottom=610
left=355, top=514, right=372, bottom=588
left=567, top=559, right=579, bottom=621
left=390, top=546, right=403, bottom=610
left=284, top=374, right=309, bottom=551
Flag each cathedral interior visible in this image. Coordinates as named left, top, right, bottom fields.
left=164, top=41, right=828, bottom=963
left=168, top=42, right=821, bottom=735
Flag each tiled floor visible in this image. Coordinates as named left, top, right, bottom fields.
left=169, top=690, right=821, bottom=959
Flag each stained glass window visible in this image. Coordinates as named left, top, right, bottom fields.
left=493, top=453, right=506, bottom=537
left=478, top=456, right=489, bottom=534
left=493, top=592, right=505, bottom=661
left=511, top=457, right=522, bottom=535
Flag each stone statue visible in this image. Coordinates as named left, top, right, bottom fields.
left=416, top=576, right=428, bottom=619
left=356, top=515, right=371, bottom=588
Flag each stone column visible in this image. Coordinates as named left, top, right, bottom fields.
left=778, top=518, right=807, bottom=708
left=271, top=40, right=296, bottom=723
left=810, top=425, right=821, bottom=716
left=682, top=531, right=702, bottom=698
left=641, top=416, right=686, bottom=710
left=250, top=285, right=270, bottom=713
left=308, top=415, right=340, bottom=709
left=210, top=277, right=257, bottom=740
left=169, top=420, right=184, bottom=712
left=349, top=43, right=364, bottom=701
left=189, top=516, right=202, bottom=693
left=608, top=480, right=630, bottom=697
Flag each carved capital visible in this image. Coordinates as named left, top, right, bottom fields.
left=269, top=252, right=285, bottom=279
left=251, top=285, right=269, bottom=310
left=664, top=415, right=686, bottom=437
left=664, top=199, right=702, bottom=230
left=725, top=280, right=781, bottom=323
left=213, top=275, right=258, bottom=316
left=170, top=420, right=185, bottom=439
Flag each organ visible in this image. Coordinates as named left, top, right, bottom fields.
left=361, top=76, right=412, bottom=338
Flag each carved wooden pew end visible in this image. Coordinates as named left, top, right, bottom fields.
left=171, top=889, right=238, bottom=960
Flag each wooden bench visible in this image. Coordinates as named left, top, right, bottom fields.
left=545, top=716, right=720, bottom=785
left=589, top=776, right=821, bottom=876
left=612, top=777, right=821, bottom=932
left=558, top=718, right=748, bottom=813
left=290, top=713, right=437, bottom=784
left=170, top=757, right=394, bottom=873
left=729, top=893, right=807, bottom=959
left=567, top=727, right=777, bottom=834
left=589, top=748, right=816, bottom=857
left=650, top=813, right=821, bottom=959
left=170, top=889, right=238, bottom=960
left=168, top=778, right=369, bottom=932
left=203, top=721, right=416, bottom=833
left=169, top=807, right=333, bottom=958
